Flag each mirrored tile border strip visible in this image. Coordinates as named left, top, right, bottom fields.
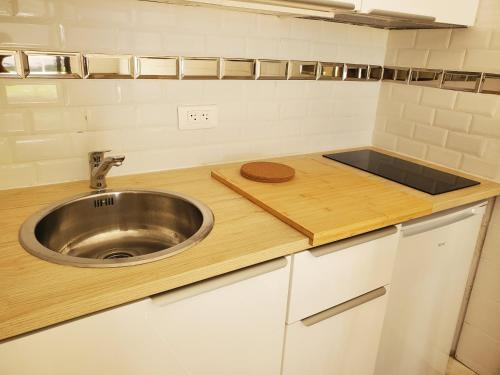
left=1, top=49, right=499, bottom=95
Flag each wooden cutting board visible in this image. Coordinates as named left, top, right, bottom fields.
left=211, top=156, right=433, bottom=246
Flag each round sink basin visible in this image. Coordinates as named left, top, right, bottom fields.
left=19, top=189, right=214, bottom=268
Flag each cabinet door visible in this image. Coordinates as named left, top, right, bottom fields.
left=360, top=0, right=479, bottom=26
left=143, top=257, right=290, bottom=375
left=0, top=258, right=290, bottom=375
left=282, top=286, right=390, bottom=375
left=0, top=299, right=178, bottom=375
left=375, top=204, right=485, bottom=375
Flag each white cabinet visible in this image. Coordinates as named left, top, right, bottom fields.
left=157, top=0, right=359, bottom=18
left=283, top=226, right=399, bottom=375
left=149, top=257, right=290, bottom=375
left=0, top=299, right=165, bottom=375
left=283, top=286, right=390, bottom=375
left=359, top=0, right=479, bottom=26
left=0, top=257, right=290, bottom=375
left=287, top=226, right=399, bottom=323
left=375, top=203, right=486, bottom=375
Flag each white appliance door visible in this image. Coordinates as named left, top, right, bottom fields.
left=375, top=203, right=486, bottom=375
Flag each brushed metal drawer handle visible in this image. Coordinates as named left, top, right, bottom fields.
left=150, top=257, right=287, bottom=306
left=310, top=226, right=398, bottom=257
left=301, top=287, right=387, bottom=326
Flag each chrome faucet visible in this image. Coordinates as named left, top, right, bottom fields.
left=88, top=150, right=125, bottom=190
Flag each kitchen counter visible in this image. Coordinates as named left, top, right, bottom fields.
left=1, top=146, right=499, bottom=341
left=213, top=147, right=500, bottom=245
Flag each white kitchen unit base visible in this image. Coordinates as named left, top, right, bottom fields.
left=0, top=299, right=165, bottom=375
left=375, top=203, right=486, bottom=375
left=287, top=226, right=399, bottom=323
left=0, top=258, right=291, bottom=375
left=149, top=257, right=290, bottom=375
left=282, top=286, right=390, bottom=375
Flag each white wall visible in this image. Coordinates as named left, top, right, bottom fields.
left=373, top=1, right=500, bottom=181
left=0, top=0, right=388, bottom=190
left=457, top=199, right=500, bottom=375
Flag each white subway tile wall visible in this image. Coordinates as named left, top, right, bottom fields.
left=0, top=0, right=388, bottom=190
left=374, top=0, right=500, bottom=182
left=374, top=82, right=500, bottom=176
left=372, top=1, right=500, bottom=372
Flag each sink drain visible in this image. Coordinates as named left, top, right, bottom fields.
left=103, top=251, right=134, bottom=259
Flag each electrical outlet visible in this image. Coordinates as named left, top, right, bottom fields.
left=178, top=105, right=218, bottom=130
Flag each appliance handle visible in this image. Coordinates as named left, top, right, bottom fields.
left=149, top=257, right=287, bottom=307
left=310, top=226, right=398, bottom=257
left=301, top=287, right=387, bottom=326
left=402, top=205, right=485, bottom=238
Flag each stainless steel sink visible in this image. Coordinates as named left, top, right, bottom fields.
left=19, top=189, right=214, bottom=268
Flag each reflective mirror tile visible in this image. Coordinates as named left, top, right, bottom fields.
left=181, top=57, right=219, bottom=79
left=394, top=67, right=410, bottom=83
left=317, top=62, right=344, bottom=80
left=368, top=65, right=383, bottom=81
left=382, top=67, right=396, bottom=81
left=382, top=66, right=410, bottom=83
left=289, top=60, right=318, bottom=80
left=479, top=74, right=500, bottom=95
left=23, top=51, right=82, bottom=79
left=135, top=56, right=178, bottom=79
left=84, top=54, right=134, bottom=79
left=442, top=71, right=482, bottom=92
left=256, top=59, right=288, bottom=80
left=0, top=50, right=22, bottom=78
left=221, top=58, right=255, bottom=79
left=344, top=64, right=368, bottom=80
left=409, top=68, right=443, bottom=87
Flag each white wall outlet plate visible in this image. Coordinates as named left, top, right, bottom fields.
left=178, top=105, right=218, bottom=130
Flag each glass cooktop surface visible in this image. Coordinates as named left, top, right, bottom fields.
left=323, top=150, right=480, bottom=195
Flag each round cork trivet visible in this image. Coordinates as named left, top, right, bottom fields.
left=240, top=162, right=295, bottom=183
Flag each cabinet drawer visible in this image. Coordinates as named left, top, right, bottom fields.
left=282, top=286, right=390, bottom=375
left=288, top=226, right=399, bottom=323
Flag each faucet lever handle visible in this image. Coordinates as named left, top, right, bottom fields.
left=88, top=150, right=112, bottom=164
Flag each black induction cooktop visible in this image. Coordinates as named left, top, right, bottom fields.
left=323, top=150, right=480, bottom=195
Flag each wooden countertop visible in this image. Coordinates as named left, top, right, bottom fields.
left=212, top=147, right=500, bottom=246
left=1, top=147, right=499, bottom=341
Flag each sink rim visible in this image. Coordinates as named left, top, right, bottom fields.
left=19, top=188, right=215, bottom=268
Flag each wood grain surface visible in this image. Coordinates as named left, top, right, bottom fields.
left=0, top=165, right=309, bottom=342
left=212, top=147, right=500, bottom=246
left=1, top=146, right=499, bottom=341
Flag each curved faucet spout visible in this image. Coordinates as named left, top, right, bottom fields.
left=112, top=156, right=125, bottom=166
